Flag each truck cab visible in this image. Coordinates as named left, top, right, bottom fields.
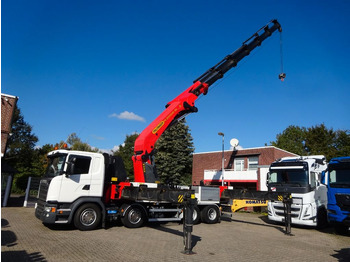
left=35, top=150, right=126, bottom=229
left=325, top=156, right=350, bottom=234
left=267, top=156, right=327, bottom=227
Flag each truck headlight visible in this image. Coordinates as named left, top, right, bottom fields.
left=292, top=198, right=302, bottom=205
left=44, top=207, right=56, bottom=213
left=327, top=209, right=336, bottom=215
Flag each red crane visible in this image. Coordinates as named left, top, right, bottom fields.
left=132, top=19, right=283, bottom=183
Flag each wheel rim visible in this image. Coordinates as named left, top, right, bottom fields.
left=208, top=208, right=217, bottom=221
left=128, top=209, right=142, bottom=225
left=193, top=209, right=198, bottom=221
left=80, top=208, right=97, bottom=226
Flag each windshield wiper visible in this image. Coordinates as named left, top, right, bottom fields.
left=269, top=182, right=283, bottom=186
left=271, top=182, right=303, bottom=187
left=289, top=182, right=302, bottom=187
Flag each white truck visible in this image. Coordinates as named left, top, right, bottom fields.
left=35, top=149, right=200, bottom=230
left=267, top=156, right=328, bottom=227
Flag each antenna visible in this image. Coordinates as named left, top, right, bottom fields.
left=230, top=138, right=239, bottom=150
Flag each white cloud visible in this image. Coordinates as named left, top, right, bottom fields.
left=109, top=111, right=146, bottom=122
left=112, top=145, right=120, bottom=152
left=99, top=145, right=122, bottom=155
left=99, top=148, right=112, bottom=154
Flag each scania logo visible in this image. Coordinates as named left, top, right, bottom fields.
left=346, top=195, right=350, bottom=200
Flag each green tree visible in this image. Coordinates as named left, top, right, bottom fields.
left=114, top=133, right=138, bottom=180
left=271, top=125, right=307, bottom=156
left=33, top=144, right=55, bottom=177
left=304, top=124, right=336, bottom=158
left=4, top=107, right=41, bottom=192
left=155, top=120, right=194, bottom=185
left=334, top=130, right=350, bottom=158
left=66, top=133, right=98, bottom=152
left=271, top=124, right=350, bottom=161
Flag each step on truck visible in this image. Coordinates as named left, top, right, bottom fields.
left=35, top=20, right=283, bottom=230
left=325, top=156, right=350, bottom=234
left=267, top=155, right=328, bottom=227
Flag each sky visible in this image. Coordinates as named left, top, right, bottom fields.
left=2, top=0, right=350, bottom=154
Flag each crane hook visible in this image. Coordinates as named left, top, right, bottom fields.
left=279, top=72, right=286, bottom=82
left=279, top=30, right=286, bottom=82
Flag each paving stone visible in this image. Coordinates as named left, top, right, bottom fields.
left=1, top=207, right=349, bottom=261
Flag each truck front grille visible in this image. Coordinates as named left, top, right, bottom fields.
left=272, top=202, right=301, bottom=218
left=38, top=179, right=49, bottom=201
left=35, top=199, right=46, bottom=219
left=35, top=179, right=50, bottom=219
left=335, top=194, right=350, bottom=212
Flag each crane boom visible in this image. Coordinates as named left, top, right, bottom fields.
left=132, top=19, right=282, bottom=183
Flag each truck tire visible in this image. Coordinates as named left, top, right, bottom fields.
left=316, top=207, right=328, bottom=229
left=193, top=206, right=201, bottom=224
left=121, top=205, right=146, bottom=228
left=74, top=203, right=101, bottom=231
left=201, top=205, right=220, bottom=224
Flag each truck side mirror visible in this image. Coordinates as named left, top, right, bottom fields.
left=320, top=171, right=326, bottom=185
left=65, top=157, right=76, bottom=177
left=266, top=172, right=270, bottom=187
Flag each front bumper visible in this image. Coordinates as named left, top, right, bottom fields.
left=327, top=206, right=350, bottom=226
left=35, top=200, right=58, bottom=224
left=268, top=201, right=317, bottom=227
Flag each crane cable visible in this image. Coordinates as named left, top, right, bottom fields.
left=197, top=28, right=286, bottom=104
left=279, top=31, right=286, bottom=81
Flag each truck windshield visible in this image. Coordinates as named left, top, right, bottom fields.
left=329, top=164, right=350, bottom=188
left=45, top=154, right=67, bottom=178
left=269, top=169, right=308, bottom=187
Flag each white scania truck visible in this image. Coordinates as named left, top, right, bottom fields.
left=267, top=155, right=328, bottom=227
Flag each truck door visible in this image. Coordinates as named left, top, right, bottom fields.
left=58, top=155, right=93, bottom=203
left=313, top=172, right=327, bottom=206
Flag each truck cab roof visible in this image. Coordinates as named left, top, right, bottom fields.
left=48, top=149, right=104, bottom=158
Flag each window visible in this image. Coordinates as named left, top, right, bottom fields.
left=248, top=156, right=259, bottom=170
left=268, top=169, right=308, bottom=186
left=269, top=172, right=278, bottom=183
left=328, top=161, right=350, bottom=188
left=234, top=158, right=245, bottom=171
left=46, top=154, right=67, bottom=178
left=329, top=170, right=336, bottom=183
left=68, top=155, right=91, bottom=174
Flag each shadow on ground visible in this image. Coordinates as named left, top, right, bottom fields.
left=1, top=218, right=47, bottom=261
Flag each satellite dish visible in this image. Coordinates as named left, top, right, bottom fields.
left=230, top=138, right=239, bottom=148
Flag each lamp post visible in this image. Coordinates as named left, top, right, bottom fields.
left=218, top=132, right=225, bottom=186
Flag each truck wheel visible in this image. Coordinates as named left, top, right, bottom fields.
left=316, top=207, right=328, bottom=229
left=74, top=203, right=101, bottom=231
left=193, top=206, right=201, bottom=224
left=121, top=205, right=146, bottom=228
left=201, top=205, right=220, bottom=224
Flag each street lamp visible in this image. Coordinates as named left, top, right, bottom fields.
left=218, top=132, right=225, bottom=186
